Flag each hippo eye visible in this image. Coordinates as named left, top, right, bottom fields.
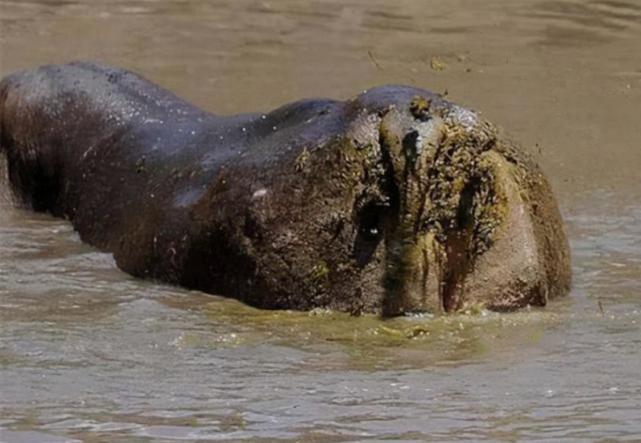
left=358, top=203, right=383, bottom=241
left=354, top=202, right=385, bottom=267
left=362, top=225, right=380, bottom=241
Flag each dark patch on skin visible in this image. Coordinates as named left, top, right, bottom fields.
left=0, top=62, right=571, bottom=316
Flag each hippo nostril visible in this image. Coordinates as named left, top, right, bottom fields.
left=402, top=130, right=421, bottom=159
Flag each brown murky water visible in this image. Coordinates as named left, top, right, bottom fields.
left=1, top=0, right=640, bottom=441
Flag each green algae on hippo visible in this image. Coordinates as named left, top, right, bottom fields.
left=0, top=62, right=570, bottom=316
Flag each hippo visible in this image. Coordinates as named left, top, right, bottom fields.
left=0, top=62, right=570, bottom=316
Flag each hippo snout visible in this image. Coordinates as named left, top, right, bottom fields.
left=364, top=95, right=571, bottom=315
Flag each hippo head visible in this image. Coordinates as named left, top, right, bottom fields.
left=192, top=87, right=571, bottom=315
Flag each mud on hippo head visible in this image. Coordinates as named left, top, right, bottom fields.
left=195, top=86, right=571, bottom=316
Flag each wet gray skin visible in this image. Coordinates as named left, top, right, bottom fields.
left=0, top=62, right=570, bottom=315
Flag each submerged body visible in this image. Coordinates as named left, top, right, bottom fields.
left=0, top=62, right=570, bottom=315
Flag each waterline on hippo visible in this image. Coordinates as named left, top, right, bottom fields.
left=0, top=62, right=571, bottom=316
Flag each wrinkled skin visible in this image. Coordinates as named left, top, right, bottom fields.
left=0, top=62, right=571, bottom=316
